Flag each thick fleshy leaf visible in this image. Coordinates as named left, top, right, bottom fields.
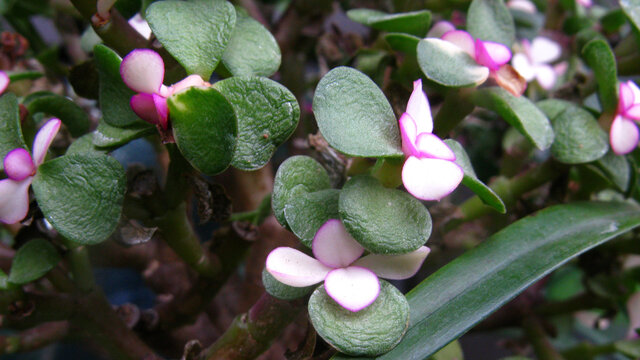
left=262, top=268, right=315, bottom=300
left=402, top=156, right=463, bottom=201
left=32, top=154, right=126, bottom=245
left=93, top=120, right=155, bottom=149
left=23, top=93, right=88, bottom=138
left=4, top=148, right=34, bottom=180
left=8, top=239, right=60, bottom=285
left=415, top=133, right=456, bottom=160
left=120, top=49, right=165, bottom=94
left=472, top=87, right=554, bottom=150
left=467, top=0, right=516, bottom=46
left=168, top=86, right=237, bottom=175
left=346, top=9, right=432, bottom=37
left=313, top=219, right=364, bottom=268
left=221, top=7, right=281, bottom=77
left=32, top=119, right=61, bottom=167
left=325, top=267, right=380, bottom=312
left=66, top=133, right=107, bottom=156
left=592, top=150, right=631, bottom=192
left=313, top=67, right=403, bottom=157
left=309, top=281, right=409, bottom=356
left=371, top=201, right=640, bottom=360
left=94, top=45, right=143, bottom=127
left=475, top=40, right=511, bottom=70
left=339, top=175, right=432, bottom=254
left=417, top=38, right=490, bottom=88
left=406, top=79, right=432, bottom=133
left=265, top=247, right=331, bottom=287
left=609, top=115, right=639, bottom=155
left=0, top=94, right=27, bottom=172
left=0, top=71, right=8, bottom=94
left=441, top=30, right=476, bottom=58
left=621, top=0, right=640, bottom=33
left=272, top=156, right=331, bottom=229
left=0, top=178, right=31, bottom=224
left=146, top=0, right=236, bottom=79
left=384, top=33, right=420, bottom=55
left=582, top=39, right=618, bottom=114
left=213, top=76, right=299, bottom=170
left=444, top=139, right=506, bottom=213
left=538, top=99, right=609, bottom=163
left=285, top=189, right=340, bottom=248
left=353, top=246, right=430, bottom=280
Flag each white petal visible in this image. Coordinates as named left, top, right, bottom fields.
left=0, top=71, right=9, bottom=94
left=475, top=40, right=512, bottom=70
left=530, top=37, right=562, bottom=64
left=534, top=65, right=557, bottom=90
left=120, top=49, right=165, bottom=94
left=402, top=156, right=464, bottom=201
left=415, top=133, right=456, bottom=161
left=512, top=53, right=535, bottom=81
left=442, top=30, right=476, bottom=58
left=312, top=219, right=364, bottom=268
left=399, top=113, right=419, bottom=157
left=405, top=79, right=433, bottom=134
left=627, top=81, right=640, bottom=106
left=427, top=21, right=456, bottom=38
left=507, top=0, right=537, bottom=13
left=324, top=267, right=380, bottom=312
left=610, top=115, right=639, bottom=155
left=128, top=13, right=152, bottom=39
left=620, top=81, right=636, bottom=114
left=0, top=178, right=32, bottom=224
left=32, top=118, right=61, bottom=167
left=169, top=74, right=206, bottom=95
left=353, top=246, right=430, bottom=280
left=266, top=247, right=331, bottom=287
left=3, top=148, right=35, bottom=180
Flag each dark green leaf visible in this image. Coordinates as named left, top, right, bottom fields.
left=429, top=341, right=464, bottom=360
left=146, top=0, right=236, bottom=79
left=66, top=133, right=107, bottom=156
left=7, top=71, right=43, bottom=82
left=621, top=0, right=640, bottom=33
left=93, top=120, right=155, bottom=149
left=32, top=154, right=126, bottom=245
left=417, top=39, right=490, bottom=88
left=339, top=175, right=431, bottom=255
left=581, top=40, right=618, bottom=114
left=8, top=239, right=60, bottom=285
left=284, top=189, right=340, bottom=247
left=384, top=33, right=420, bottom=55
left=213, top=76, right=299, bottom=170
left=347, top=9, right=432, bottom=37
left=69, top=60, right=99, bottom=100
left=0, top=93, right=26, bottom=172
left=0, top=269, right=8, bottom=290
left=313, top=67, right=403, bottom=158
left=262, top=269, right=315, bottom=300
left=169, top=86, right=237, bottom=175
left=467, top=0, right=516, bottom=46
left=593, top=151, right=631, bottom=192
left=23, top=92, right=90, bottom=137
left=601, top=9, right=627, bottom=32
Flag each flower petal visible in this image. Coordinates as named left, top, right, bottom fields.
left=120, top=49, right=165, bottom=94
left=427, top=21, right=456, bottom=38
left=619, top=81, right=636, bottom=114
left=475, top=39, right=512, bottom=71
left=406, top=79, right=433, bottom=134
left=529, top=37, right=561, bottom=65
left=610, top=115, right=639, bottom=155
left=131, top=93, right=160, bottom=125
left=266, top=247, right=331, bottom=287
left=577, top=0, right=592, bottom=7
left=415, top=132, right=456, bottom=161
left=312, top=219, right=364, bottom=268
left=626, top=104, right=640, bottom=121
left=353, top=246, right=431, bottom=280
left=512, top=53, right=535, bottom=81
left=32, top=118, right=61, bottom=167
left=400, top=113, right=419, bottom=157
left=324, top=266, right=380, bottom=312
left=507, top=0, right=537, bottom=13
left=169, top=74, right=206, bottom=95
left=152, top=94, right=169, bottom=130
left=0, top=71, right=9, bottom=94
left=128, top=13, right=152, bottom=39
left=3, top=148, right=35, bottom=181
left=402, top=156, right=464, bottom=201
left=534, top=65, right=557, bottom=90
left=442, top=30, right=476, bottom=58
left=0, top=178, right=32, bottom=224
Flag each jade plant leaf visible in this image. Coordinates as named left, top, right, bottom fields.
left=284, top=189, right=340, bottom=248
left=417, top=39, right=490, bottom=88
left=581, top=39, right=618, bottom=114
left=313, top=67, right=403, bottom=158
left=309, top=281, right=409, bottom=357
left=221, top=7, right=281, bottom=77
left=94, top=44, right=142, bottom=128
left=445, top=139, right=506, bottom=213
left=23, top=92, right=90, bottom=137
left=0, top=93, right=26, bottom=172
left=384, top=33, right=420, bottom=55
left=621, top=0, right=640, bottom=33
left=272, top=155, right=332, bottom=229
left=467, top=0, right=515, bottom=46
left=593, top=151, right=631, bottom=192
left=66, top=133, right=107, bottom=156
left=262, top=269, right=315, bottom=300
left=537, top=99, right=608, bottom=164
left=472, top=87, right=554, bottom=151
left=32, top=154, right=126, bottom=245
left=168, top=86, right=237, bottom=175
left=339, top=175, right=431, bottom=255
left=346, top=9, right=432, bottom=37
left=8, top=239, right=60, bottom=285
left=213, top=76, right=299, bottom=170
left=93, top=120, right=155, bottom=149
left=146, top=0, right=236, bottom=79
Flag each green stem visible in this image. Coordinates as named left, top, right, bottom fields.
left=523, top=317, right=566, bottom=360
left=0, top=321, right=69, bottom=355
left=164, top=144, right=193, bottom=210
left=434, top=88, right=475, bottom=137
left=61, top=238, right=95, bottom=293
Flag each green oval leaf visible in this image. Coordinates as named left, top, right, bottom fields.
left=313, top=67, right=402, bottom=158
left=347, top=9, right=432, bottom=37
left=284, top=189, right=340, bottom=248
left=339, top=175, right=431, bottom=255
left=9, top=239, right=60, bottom=285
left=384, top=33, right=420, bottom=55
left=537, top=99, right=608, bottom=164
left=472, top=87, right=554, bottom=150
left=467, top=0, right=515, bottom=46
left=272, top=155, right=332, bottom=229
left=417, top=38, right=490, bottom=88
left=621, top=0, right=640, bottom=33
left=213, top=76, right=299, bottom=170
left=32, top=154, right=126, bottom=245
left=262, top=268, right=315, bottom=300
left=374, top=201, right=640, bottom=359
left=444, top=139, right=506, bottom=213
left=66, top=133, right=107, bottom=156
left=581, top=39, right=618, bottom=114
left=146, top=0, right=236, bottom=79
left=593, top=151, right=631, bottom=192
left=221, top=7, right=281, bottom=77
left=168, top=86, right=237, bottom=175
left=0, top=93, right=26, bottom=172
left=23, top=92, right=90, bottom=137
left=93, top=120, right=155, bottom=149
left=309, top=281, right=409, bottom=357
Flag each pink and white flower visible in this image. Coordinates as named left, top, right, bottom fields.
left=440, top=28, right=513, bottom=76
left=0, top=71, right=9, bottom=95
left=0, top=119, right=61, bottom=224
left=399, top=80, right=463, bottom=201
left=512, top=37, right=564, bottom=90
left=506, top=0, right=537, bottom=13
left=610, top=81, right=640, bottom=155
left=266, top=219, right=430, bottom=312
left=577, top=0, right=593, bottom=8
